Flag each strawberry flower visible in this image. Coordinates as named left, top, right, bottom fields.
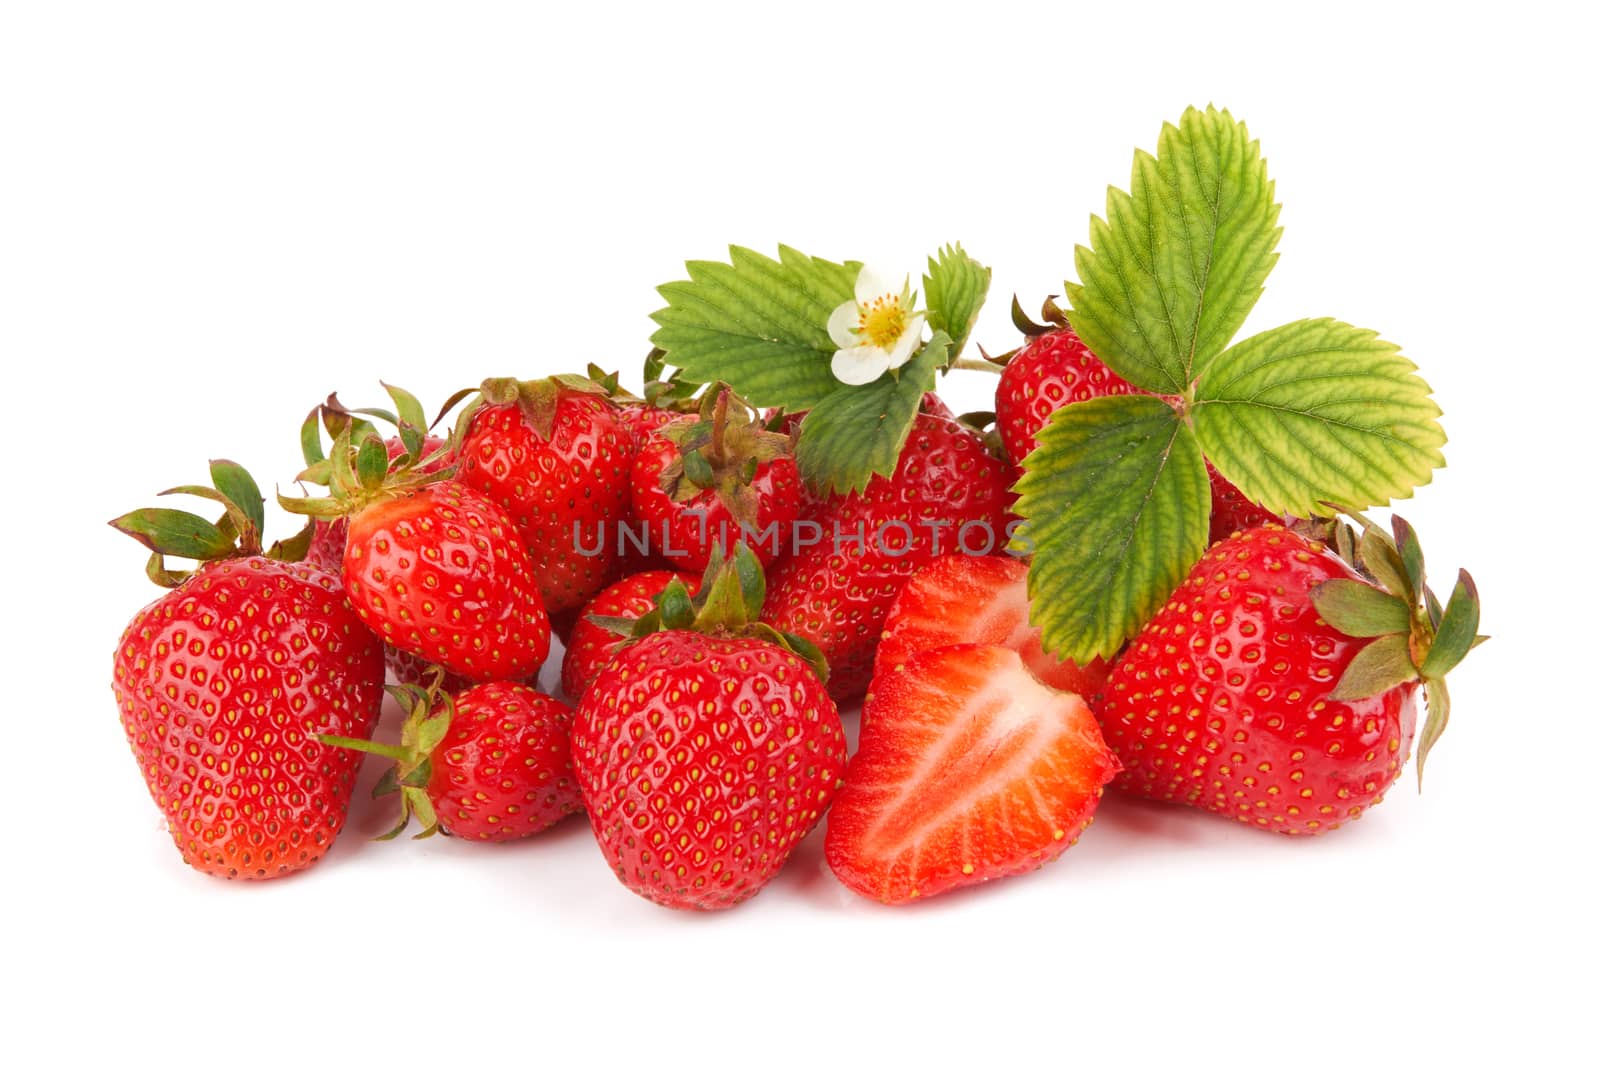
left=827, top=267, right=927, bottom=386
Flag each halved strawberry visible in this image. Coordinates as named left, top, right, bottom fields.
left=826, top=644, right=1119, bottom=904
left=874, top=555, right=1110, bottom=697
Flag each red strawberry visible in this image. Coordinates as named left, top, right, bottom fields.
left=571, top=548, right=847, bottom=910
left=341, top=480, right=550, bottom=682
left=324, top=677, right=582, bottom=842
left=1206, top=460, right=1279, bottom=544
left=763, top=412, right=1012, bottom=701
left=453, top=376, right=633, bottom=613
left=1094, top=520, right=1481, bottom=834
left=875, top=555, right=1109, bottom=698
left=305, top=434, right=449, bottom=573
left=630, top=388, right=802, bottom=571
left=994, top=303, right=1137, bottom=464
left=283, top=394, right=551, bottom=683
left=616, top=402, right=684, bottom=453
left=110, top=462, right=386, bottom=880
left=560, top=569, right=702, bottom=703
left=827, top=644, right=1119, bottom=904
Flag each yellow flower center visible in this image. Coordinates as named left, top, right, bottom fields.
left=857, top=294, right=908, bottom=349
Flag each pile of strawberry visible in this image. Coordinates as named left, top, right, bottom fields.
left=109, top=308, right=1482, bottom=908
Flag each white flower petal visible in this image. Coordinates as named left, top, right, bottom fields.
left=831, top=344, right=893, bottom=386
left=885, top=323, right=922, bottom=369
left=827, top=299, right=862, bottom=350
left=855, top=265, right=893, bottom=305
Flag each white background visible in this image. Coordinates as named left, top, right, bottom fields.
left=3, top=2, right=1592, bottom=1063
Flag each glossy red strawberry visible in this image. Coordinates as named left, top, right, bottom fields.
left=453, top=376, right=632, bottom=613
left=572, top=548, right=847, bottom=910
left=111, top=462, right=387, bottom=880
left=827, top=644, right=1119, bottom=904
left=875, top=555, right=1109, bottom=698
left=763, top=412, right=1012, bottom=701
left=1206, top=460, right=1279, bottom=544
left=560, top=569, right=701, bottom=703
left=630, top=390, right=802, bottom=571
left=283, top=397, right=552, bottom=684
left=1094, top=521, right=1480, bottom=834
left=994, top=306, right=1137, bottom=463
left=325, top=677, right=582, bottom=842
left=341, top=480, right=549, bottom=682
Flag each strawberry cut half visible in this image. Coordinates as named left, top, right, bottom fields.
left=874, top=555, right=1110, bottom=697
left=827, top=644, right=1119, bottom=904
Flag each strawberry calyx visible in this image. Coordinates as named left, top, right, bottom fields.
left=279, top=384, right=456, bottom=521
left=589, top=543, right=829, bottom=683
left=440, top=373, right=610, bottom=443
left=655, top=384, right=792, bottom=529
left=110, top=459, right=312, bottom=588
left=318, top=669, right=456, bottom=840
left=1305, top=512, right=1485, bottom=785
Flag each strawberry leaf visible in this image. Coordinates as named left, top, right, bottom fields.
left=1192, top=318, right=1446, bottom=516
left=796, top=333, right=950, bottom=495
left=1015, top=394, right=1210, bottom=662
left=1065, top=105, right=1281, bottom=394
left=650, top=245, right=860, bottom=409
left=923, top=243, right=990, bottom=359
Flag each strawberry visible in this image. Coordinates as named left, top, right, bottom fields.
left=560, top=568, right=702, bottom=703
left=827, top=644, right=1119, bottom=904
left=875, top=555, right=1109, bottom=698
left=1206, top=460, right=1279, bottom=544
left=305, top=433, right=450, bottom=573
left=763, top=412, right=1012, bottom=701
left=282, top=388, right=551, bottom=683
left=110, top=461, right=386, bottom=879
left=616, top=402, right=684, bottom=454
left=1094, top=520, right=1482, bottom=834
left=571, top=547, right=847, bottom=909
left=994, top=299, right=1137, bottom=464
left=630, top=387, right=802, bottom=571
left=451, top=375, right=633, bottom=613
left=324, top=675, right=582, bottom=842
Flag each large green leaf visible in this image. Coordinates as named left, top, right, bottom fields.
left=796, top=334, right=950, bottom=495
left=923, top=243, right=990, bottom=359
left=1066, top=105, right=1281, bottom=394
left=1192, top=318, right=1446, bottom=516
left=1014, top=394, right=1210, bottom=662
left=650, top=245, right=858, bottom=409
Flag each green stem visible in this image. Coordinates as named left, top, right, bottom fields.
left=951, top=356, right=1003, bottom=376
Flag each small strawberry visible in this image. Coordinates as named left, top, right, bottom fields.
left=993, top=298, right=1137, bottom=463
left=560, top=568, right=702, bottom=703
left=295, top=417, right=467, bottom=688
left=323, top=674, right=582, bottom=842
left=1206, top=460, right=1279, bottom=544
left=874, top=555, right=1109, bottom=698
left=572, top=547, right=847, bottom=910
left=827, top=644, right=1119, bottom=904
left=451, top=375, right=633, bottom=613
left=763, top=411, right=1013, bottom=701
left=630, top=386, right=802, bottom=571
left=282, top=386, right=550, bottom=683
left=1094, top=519, right=1482, bottom=834
left=110, top=461, right=386, bottom=879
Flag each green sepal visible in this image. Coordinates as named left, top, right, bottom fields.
left=1417, top=677, right=1451, bottom=787
left=265, top=519, right=315, bottom=564
left=1355, top=518, right=1415, bottom=603
left=1328, top=632, right=1419, bottom=701
left=372, top=766, right=400, bottom=799
left=207, top=460, right=266, bottom=542
left=355, top=434, right=389, bottom=489
left=110, top=508, right=237, bottom=561
left=1392, top=515, right=1426, bottom=596
left=1311, top=579, right=1411, bottom=637
left=656, top=580, right=696, bottom=630
left=1420, top=570, right=1480, bottom=679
